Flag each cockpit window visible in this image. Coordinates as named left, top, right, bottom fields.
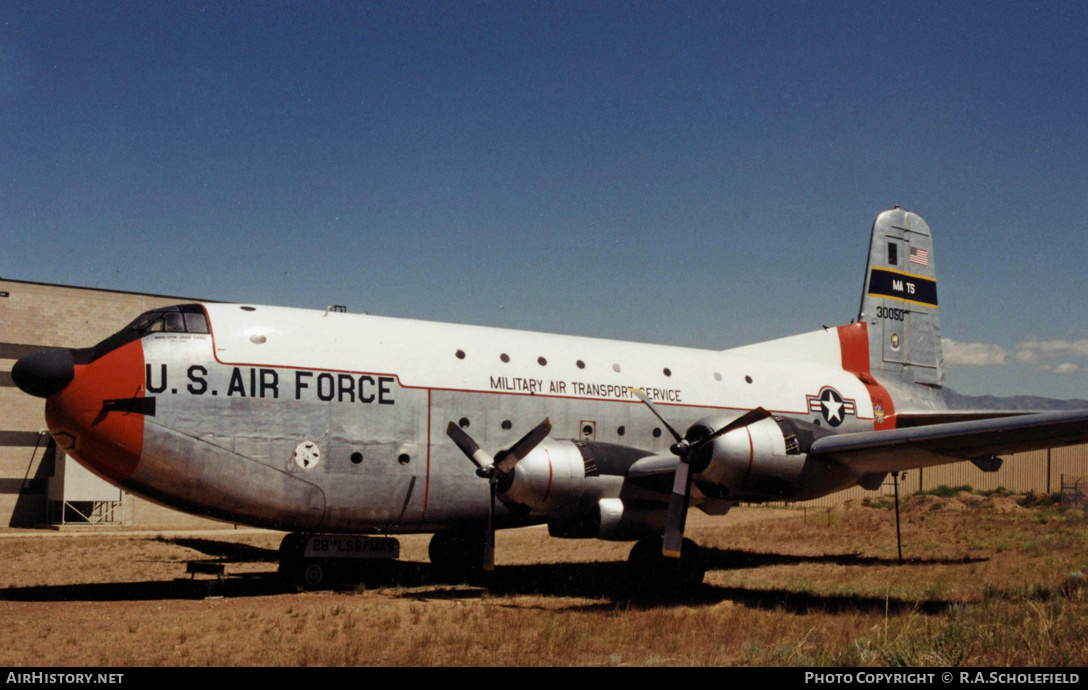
left=184, top=313, right=209, bottom=334
left=74, top=304, right=212, bottom=367
left=164, top=312, right=185, bottom=332
left=126, top=304, right=210, bottom=336
left=126, top=312, right=160, bottom=331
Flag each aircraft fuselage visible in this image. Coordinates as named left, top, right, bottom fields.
left=42, top=302, right=879, bottom=535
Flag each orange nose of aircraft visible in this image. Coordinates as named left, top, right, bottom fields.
left=12, top=341, right=147, bottom=484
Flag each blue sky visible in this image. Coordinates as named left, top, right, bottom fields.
left=3, top=1, right=1088, bottom=398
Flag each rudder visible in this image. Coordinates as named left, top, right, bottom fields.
left=857, top=208, right=943, bottom=387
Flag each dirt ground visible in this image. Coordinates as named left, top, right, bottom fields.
left=1, top=502, right=1085, bottom=666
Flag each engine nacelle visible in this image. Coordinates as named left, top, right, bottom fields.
left=691, top=414, right=844, bottom=501
left=500, top=439, right=662, bottom=539
left=500, top=439, right=638, bottom=518
left=547, top=497, right=665, bottom=541
left=501, top=438, right=593, bottom=516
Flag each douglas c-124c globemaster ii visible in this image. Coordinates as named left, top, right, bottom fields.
left=14, top=208, right=1088, bottom=588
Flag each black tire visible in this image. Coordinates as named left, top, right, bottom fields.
left=277, top=533, right=311, bottom=588
left=428, top=529, right=486, bottom=572
left=303, top=562, right=326, bottom=589
left=627, top=537, right=705, bottom=590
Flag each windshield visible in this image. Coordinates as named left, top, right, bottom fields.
left=72, top=303, right=212, bottom=365
left=124, top=305, right=209, bottom=335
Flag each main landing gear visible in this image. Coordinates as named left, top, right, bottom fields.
left=627, top=536, right=707, bottom=590
left=427, top=528, right=489, bottom=574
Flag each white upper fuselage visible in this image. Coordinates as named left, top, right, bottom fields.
left=200, top=302, right=876, bottom=424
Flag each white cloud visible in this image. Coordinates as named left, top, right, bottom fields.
left=1016, top=337, right=1088, bottom=359
left=943, top=337, right=1088, bottom=376
left=942, top=338, right=1010, bottom=366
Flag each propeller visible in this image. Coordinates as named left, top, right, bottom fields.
left=628, top=388, right=770, bottom=558
left=446, top=417, right=552, bottom=570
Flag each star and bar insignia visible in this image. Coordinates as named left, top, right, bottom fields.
left=806, top=386, right=857, bottom=427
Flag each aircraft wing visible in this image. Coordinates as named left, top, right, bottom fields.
left=896, top=410, right=1029, bottom=427
left=810, top=408, right=1088, bottom=474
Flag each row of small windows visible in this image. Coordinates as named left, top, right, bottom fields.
left=349, top=451, right=411, bottom=465
left=453, top=348, right=754, bottom=384
left=456, top=416, right=663, bottom=439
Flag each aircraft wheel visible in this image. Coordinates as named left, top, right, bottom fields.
left=277, top=533, right=310, bottom=587
left=627, top=536, right=664, bottom=567
left=672, top=539, right=706, bottom=587
left=428, top=529, right=485, bottom=572
left=627, top=537, right=705, bottom=589
left=303, top=562, right=326, bottom=589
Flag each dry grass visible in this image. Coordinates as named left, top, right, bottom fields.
left=0, top=498, right=1085, bottom=666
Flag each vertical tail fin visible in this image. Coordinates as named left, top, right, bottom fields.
left=858, top=208, right=943, bottom=387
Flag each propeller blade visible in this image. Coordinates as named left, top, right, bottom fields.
left=628, top=388, right=683, bottom=442
left=484, top=478, right=496, bottom=571
left=662, top=458, right=692, bottom=557
left=446, top=421, right=495, bottom=469
left=493, top=417, right=551, bottom=474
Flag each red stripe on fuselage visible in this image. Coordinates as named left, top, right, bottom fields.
left=836, top=323, right=896, bottom=430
